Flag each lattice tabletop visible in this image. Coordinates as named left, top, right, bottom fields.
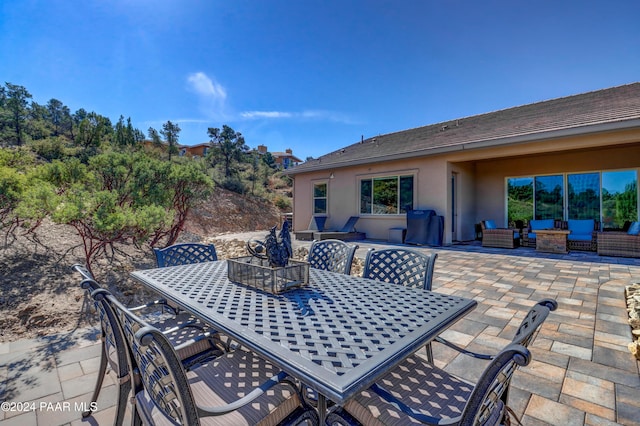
left=131, top=261, right=476, bottom=403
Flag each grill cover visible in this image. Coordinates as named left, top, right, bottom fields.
left=405, top=209, right=443, bottom=246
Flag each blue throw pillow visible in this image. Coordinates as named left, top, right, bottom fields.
left=484, top=220, right=496, bottom=229
left=628, top=222, right=640, bottom=236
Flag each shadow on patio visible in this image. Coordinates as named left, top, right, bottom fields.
left=1, top=236, right=639, bottom=425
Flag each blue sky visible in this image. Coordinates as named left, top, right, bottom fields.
left=1, top=0, right=639, bottom=160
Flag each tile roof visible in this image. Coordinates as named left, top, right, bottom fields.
left=287, top=82, right=640, bottom=174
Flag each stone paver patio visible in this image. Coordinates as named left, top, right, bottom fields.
left=1, top=235, right=639, bottom=425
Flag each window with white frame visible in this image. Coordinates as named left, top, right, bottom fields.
left=313, top=182, right=328, bottom=214
left=360, top=175, right=414, bottom=215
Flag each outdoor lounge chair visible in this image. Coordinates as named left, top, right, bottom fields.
left=91, top=288, right=317, bottom=426
left=294, top=215, right=328, bottom=241
left=76, top=276, right=222, bottom=424
left=153, top=242, right=218, bottom=267
left=312, top=216, right=366, bottom=241
left=327, top=299, right=557, bottom=426
left=363, top=248, right=438, bottom=362
left=480, top=220, right=520, bottom=248
left=308, top=239, right=358, bottom=275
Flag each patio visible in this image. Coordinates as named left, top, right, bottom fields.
left=1, top=236, right=639, bottom=425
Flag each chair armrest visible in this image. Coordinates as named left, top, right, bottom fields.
left=483, top=228, right=516, bottom=235
left=433, top=336, right=494, bottom=360
left=369, top=383, right=443, bottom=425
left=172, top=331, right=213, bottom=352
left=129, top=299, right=179, bottom=316
left=160, top=319, right=200, bottom=334
left=196, top=371, right=291, bottom=417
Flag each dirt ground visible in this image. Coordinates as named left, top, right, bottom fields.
left=0, top=189, right=283, bottom=343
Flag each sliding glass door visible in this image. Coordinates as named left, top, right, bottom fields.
left=507, top=169, right=638, bottom=229
left=535, top=175, right=563, bottom=220
left=602, top=171, right=638, bottom=228
left=567, top=173, right=600, bottom=221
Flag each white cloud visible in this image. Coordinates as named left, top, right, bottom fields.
left=187, top=72, right=226, bottom=101
left=184, top=72, right=357, bottom=125
left=239, top=109, right=357, bottom=124
left=241, top=111, right=293, bottom=119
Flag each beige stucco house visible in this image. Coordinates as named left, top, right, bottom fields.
left=285, top=83, right=640, bottom=244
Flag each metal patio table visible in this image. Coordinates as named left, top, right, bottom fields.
left=131, top=260, right=477, bottom=424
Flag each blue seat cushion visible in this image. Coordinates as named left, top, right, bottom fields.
left=484, top=220, right=497, bottom=229
left=568, top=234, right=593, bottom=241
left=527, top=232, right=536, bottom=239
left=529, top=219, right=555, bottom=230
left=514, top=232, right=521, bottom=239
left=568, top=219, right=594, bottom=235
left=628, top=221, right=640, bottom=236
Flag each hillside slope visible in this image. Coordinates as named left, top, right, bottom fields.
left=183, top=188, right=282, bottom=238
left=0, top=189, right=285, bottom=342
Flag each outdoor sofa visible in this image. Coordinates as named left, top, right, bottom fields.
left=523, top=219, right=598, bottom=251
left=597, top=221, right=640, bottom=258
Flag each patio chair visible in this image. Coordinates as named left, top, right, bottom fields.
left=480, top=220, right=520, bottom=249
left=78, top=279, right=222, bottom=424
left=363, top=248, right=437, bottom=290
left=91, top=288, right=317, bottom=426
left=597, top=220, right=640, bottom=258
left=153, top=242, right=218, bottom=268
left=434, top=298, right=558, bottom=359
left=72, top=264, right=178, bottom=316
left=308, top=239, right=359, bottom=275
left=327, top=344, right=531, bottom=426
left=565, top=219, right=598, bottom=251
left=363, top=248, right=438, bottom=362
left=327, top=299, right=557, bottom=426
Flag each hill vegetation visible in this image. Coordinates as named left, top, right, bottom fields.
left=0, top=82, right=293, bottom=274
left=0, top=82, right=294, bottom=341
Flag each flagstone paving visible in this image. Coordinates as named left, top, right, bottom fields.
left=1, top=236, right=639, bottom=425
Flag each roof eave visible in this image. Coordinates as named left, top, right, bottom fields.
left=284, top=119, right=640, bottom=176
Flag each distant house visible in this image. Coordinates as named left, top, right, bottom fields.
left=144, top=140, right=210, bottom=158
left=284, top=83, right=640, bottom=244
left=180, top=143, right=210, bottom=158
left=256, top=145, right=302, bottom=169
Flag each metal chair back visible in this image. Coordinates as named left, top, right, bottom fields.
left=308, top=239, right=358, bottom=275
left=460, top=344, right=531, bottom=425
left=340, top=344, right=531, bottom=426
left=93, top=288, right=199, bottom=424
left=72, top=263, right=94, bottom=281
left=82, top=282, right=132, bottom=425
left=334, top=297, right=558, bottom=425
left=512, top=298, right=558, bottom=347
left=363, top=248, right=437, bottom=290
left=153, top=243, right=217, bottom=268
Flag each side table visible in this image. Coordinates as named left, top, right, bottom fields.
left=535, top=229, right=571, bottom=254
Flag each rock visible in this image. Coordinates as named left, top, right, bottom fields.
left=629, top=341, right=640, bottom=360
left=626, top=282, right=640, bottom=359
